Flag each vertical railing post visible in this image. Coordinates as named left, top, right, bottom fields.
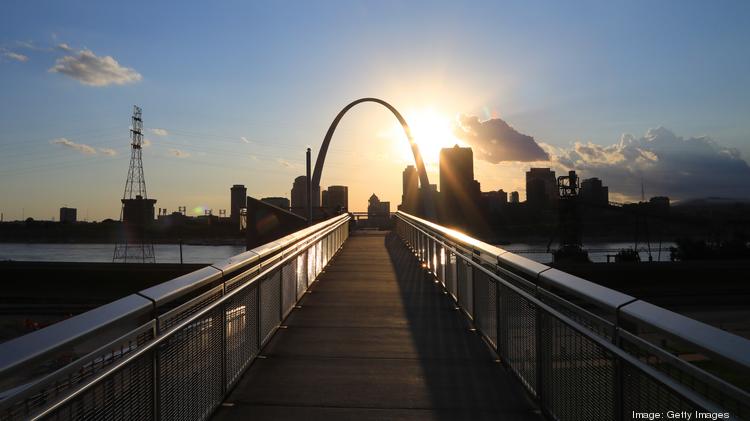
left=535, top=304, right=545, bottom=408
left=495, top=280, right=501, bottom=355
left=220, top=284, right=227, bottom=395
left=151, top=321, right=161, bottom=421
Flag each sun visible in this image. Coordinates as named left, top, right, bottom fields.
left=387, top=107, right=463, bottom=165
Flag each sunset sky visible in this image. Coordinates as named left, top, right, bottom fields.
left=2, top=1, right=750, bottom=220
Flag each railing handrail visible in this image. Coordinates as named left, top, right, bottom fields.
left=0, top=213, right=350, bottom=394
left=395, top=210, right=750, bottom=374
left=394, top=210, right=750, bottom=418
left=21, top=214, right=351, bottom=421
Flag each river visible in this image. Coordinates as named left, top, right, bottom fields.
left=0, top=241, right=674, bottom=264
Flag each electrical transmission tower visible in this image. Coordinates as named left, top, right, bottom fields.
left=113, top=105, right=157, bottom=263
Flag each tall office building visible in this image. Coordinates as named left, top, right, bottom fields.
left=400, top=165, right=419, bottom=213
left=510, top=191, right=520, bottom=204
left=439, top=145, right=481, bottom=224
left=525, top=168, right=558, bottom=208
left=325, top=185, right=348, bottom=212
left=230, top=184, right=247, bottom=227
left=59, top=207, right=77, bottom=223
left=482, top=189, right=508, bottom=212
left=580, top=178, right=609, bottom=206
left=291, top=176, right=321, bottom=217
left=291, top=176, right=307, bottom=216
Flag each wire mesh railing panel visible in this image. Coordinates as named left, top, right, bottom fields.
left=44, top=351, right=154, bottom=421
left=457, top=261, right=473, bottom=317
left=472, top=270, right=497, bottom=347
left=538, top=290, right=615, bottom=341
left=159, top=286, right=223, bottom=332
left=428, top=240, right=434, bottom=272
left=158, top=305, right=224, bottom=421
left=225, top=266, right=260, bottom=293
left=259, top=272, right=281, bottom=346
left=321, top=236, right=329, bottom=268
left=281, top=261, right=297, bottom=318
left=497, top=282, right=537, bottom=394
left=619, top=331, right=749, bottom=419
left=296, top=253, right=308, bottom=299
left=393, top=213, right=749, bottom=419
left=445, top=252, right=457, bottom=300
left=224, top=283, right=259, bottom=389
left=315, top=241, right=322, bottom=277
left=306, top=247, right=315, bottom=286
left=473, top=267, right=490, bottom=336
left=435, top=244, right=445, bottom=286
left=0, top=326, right=154, bottom=421
left=621, top=362, right=702, bottom=418
left=541, top=313, right=616, bottom=421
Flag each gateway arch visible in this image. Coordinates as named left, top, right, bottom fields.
left=312, top=98, right=436, bottom=218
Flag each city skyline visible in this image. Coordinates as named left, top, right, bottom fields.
left=2, top=1, right=750, bottom=220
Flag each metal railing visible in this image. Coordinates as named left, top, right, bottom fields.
left=0, top=213, right=351, bottom=421
left=394, top=211, right=750, bottom=421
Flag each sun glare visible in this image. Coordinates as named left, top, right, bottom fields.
left=388, top=108, right=463, bottom=166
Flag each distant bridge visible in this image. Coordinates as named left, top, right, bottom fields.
left=0, top=211, right=748, bottom=420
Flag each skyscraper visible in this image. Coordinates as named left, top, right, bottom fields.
left=326, top=185, right=348, bottom=212
left=291, top=176, right=321, bottom=217
left=291, top=176, right=307, bottom=217
left=580, top=178, right=609, bottom=206
left=59, top=207, right=77, bottom=223
left=400, top=165, right=419, bottom=213
left=230, top=184, right=247, bottom=227
left=525, top=168, right=558, bottom=208
left=439, top=145, right=481, bottom=224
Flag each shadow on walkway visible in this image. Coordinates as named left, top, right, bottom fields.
left=212, top=231, right=541, bottom=421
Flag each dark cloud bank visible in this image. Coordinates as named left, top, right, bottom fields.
left=453, top=114, right=750, bottom=201
left=454, top=115, right=550, bottom=162
left=554, top=127, right=750, bottom=201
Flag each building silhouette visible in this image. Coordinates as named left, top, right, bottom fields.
left=290, top=176, right=307, bottom=217
left=482, top=189, right=508, bottom=213
left=291, top=175, right=320, bottom=218
left=580, top=178, right=609, bottom=206
left=322, top=185, right=348, bottom=213
left=368, top=194, right=390, bottom=226
left=510, top=191, right=520, bottom=204
left=439, top=145, right=481, bottom=226
left=400, top=165, right=419, bottom=213
left=230, top=184, right=247, bottom=227
left=261, top=197, right=290, bottom=210
left=59, top=207, right=77, bottom=223
left=526, top=168, right=558, bottom=208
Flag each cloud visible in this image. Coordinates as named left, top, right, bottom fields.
left=51, top=138, right=97, bottom=155
left=551, top=127, right=750, bottom=200
left=98, top=147, right=117, bottom=156
left=56, top=43, right=73, bottom=52
left=454, top=115, right=550, bottom=162
left=4, top=52, right=28, bottom=62
left=49, top=49, right=142, bottom=87
left=168, top=148, right=190, bottom=158
left=277, top=158, right=294, bottom=168
left=142, top=138, right=152, bottom=148
left=240, top=136, right=251, bottom=144
left=150, top=128, right=168, bottom=136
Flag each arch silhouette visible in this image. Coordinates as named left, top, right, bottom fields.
left=312, top=98, right=435, bottom=217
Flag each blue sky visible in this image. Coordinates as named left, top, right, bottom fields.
left=1, top=0, right=749, bottom=220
